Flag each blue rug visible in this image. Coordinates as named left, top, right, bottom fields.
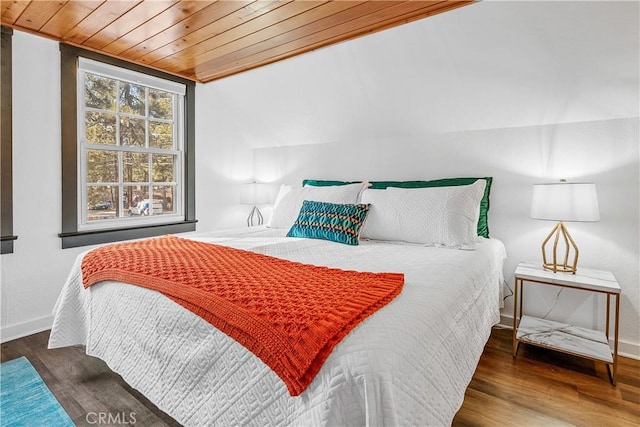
left=0, top=356, right=74, bottom=427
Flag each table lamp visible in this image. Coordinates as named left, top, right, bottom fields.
left=530, top=180, right=600, bottom=273
left=240, top=182, right=271, bottom=226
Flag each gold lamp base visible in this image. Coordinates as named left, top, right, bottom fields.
left=541, top=221, right=579, bottom=274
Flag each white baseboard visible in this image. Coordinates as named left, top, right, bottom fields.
left=498, top=313, right=640, bottom=361
left=1, top=315, right=54, bottom=344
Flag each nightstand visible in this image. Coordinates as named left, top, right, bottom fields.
left=512, top=262, right=621, bottom=384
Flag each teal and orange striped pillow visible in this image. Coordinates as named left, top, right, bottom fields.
left=287, top=200, right=370, bottom=245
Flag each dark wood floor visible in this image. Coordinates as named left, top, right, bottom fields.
left=2, top=327, right=638, bottom=426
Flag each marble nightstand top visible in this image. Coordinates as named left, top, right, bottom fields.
left=514, top=262, right=620, bottom=294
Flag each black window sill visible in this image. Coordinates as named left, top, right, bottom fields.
left=59, top=220, right=197, bottom=249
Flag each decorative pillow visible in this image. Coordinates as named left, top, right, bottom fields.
left=360, top=180, right=487, bottom=249
left=287, top=200, right=370, bottom=245
left=303, top=177, right=492, bottom=237
left=268, top=182, right=367, bottom=229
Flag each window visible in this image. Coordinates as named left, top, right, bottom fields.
left=60, top=45, right=196, bottom=248
left=1, top=26, right=16, bottom=254
left=79, top=58, right=185, bottom=230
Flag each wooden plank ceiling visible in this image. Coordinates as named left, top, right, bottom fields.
left=1, top=1, right=473, bottom=83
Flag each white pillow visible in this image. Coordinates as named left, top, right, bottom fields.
left=268, top=182, right=367, bottom=228
left=271, top=184, right=292, bottom=209
left=360, top=180, right=487, bottom=248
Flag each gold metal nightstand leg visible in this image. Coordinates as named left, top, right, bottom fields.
left=606, top=293, right=620, bottom=386
left=605, top=294, right=610, bottom=341
left=512, top=278, right=520, bottom=357
left=613, top=293, right=620, bottom=385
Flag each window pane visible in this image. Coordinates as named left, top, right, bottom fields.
left=87, top=150, right=118, bottom=183
left=149, top=89, right=173, bottom=119
left=85, top=112, right=116, bottom=145
left=149, top=121, right=173, bottom=149
left=87, top=186, right=118, bottom=221
left=153, top=185, right=175, bottom=215
left=152, top=154, right=175, bottom=182
left=119, top=82, right=145, bottom=116
left=126, top=185, right=150, bottom=216
left=120, top=117, right=145, bottom=147
left=123, top=152, right=148, bottom=183
left=85, top=74, right=116, bottom=110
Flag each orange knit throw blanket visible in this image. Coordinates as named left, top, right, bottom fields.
left=81, top=235, right=404, bottom=396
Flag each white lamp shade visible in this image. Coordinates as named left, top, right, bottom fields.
left=240, top=182, right=272, bottom=205
left=530, top=182, right=600, bottom=222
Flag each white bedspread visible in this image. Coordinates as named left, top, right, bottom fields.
left=49, top=228, right=506, bottom=426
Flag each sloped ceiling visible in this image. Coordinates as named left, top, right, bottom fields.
left=1, top=0, right=472, bottom=83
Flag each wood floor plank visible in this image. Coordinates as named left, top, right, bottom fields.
left=1, top=327, right=638, bottom=426
left=458, top=386, right=575, bottom=427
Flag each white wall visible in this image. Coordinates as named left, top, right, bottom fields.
left=2, top=1, right=639, bottom=357
left=0, top=32, right=84, bottom=340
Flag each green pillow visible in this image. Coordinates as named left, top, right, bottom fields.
left=286, top=200, right=370, bottom=246
left=301, top=179, right=359, bottom=187
left=302, top=177, right=493, bottom=238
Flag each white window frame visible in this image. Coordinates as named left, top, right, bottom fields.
left=76, top=58, right=186, bottom=231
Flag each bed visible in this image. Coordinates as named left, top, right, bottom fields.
left=49, top=178, right=506, bottom=426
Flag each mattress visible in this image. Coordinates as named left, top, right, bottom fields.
left=49, top=227, right=506, bottom=426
